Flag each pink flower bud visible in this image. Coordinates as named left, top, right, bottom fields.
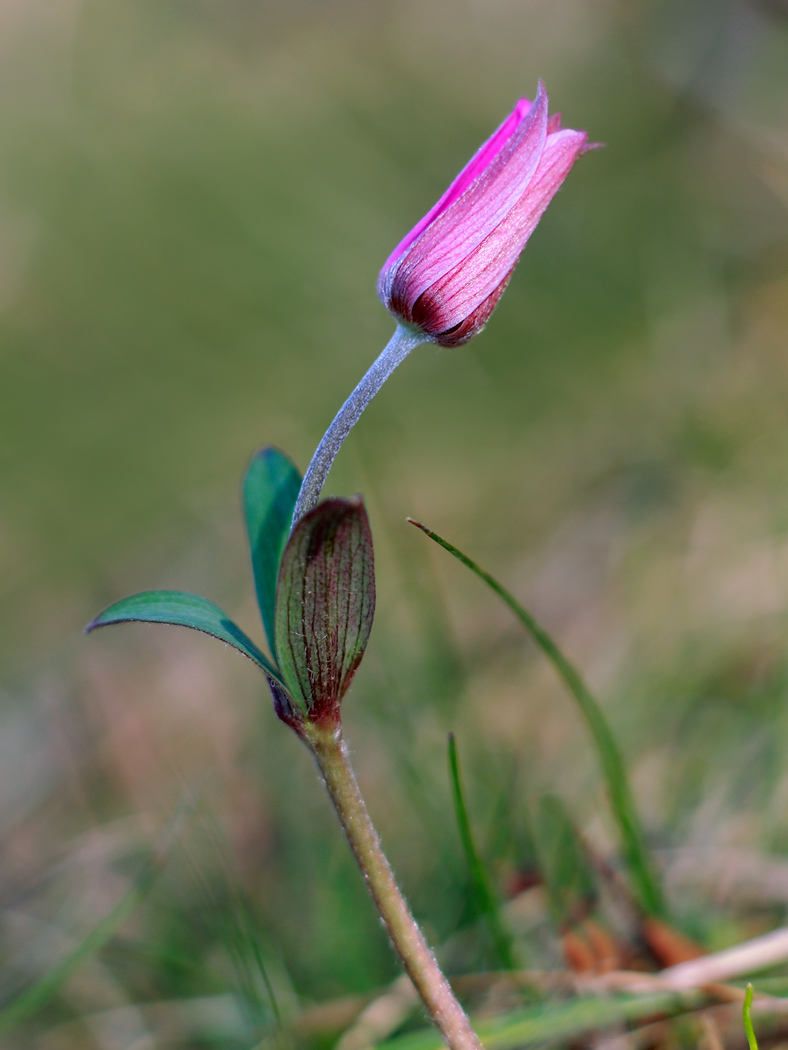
left=378, top=83, right=591, bottom=347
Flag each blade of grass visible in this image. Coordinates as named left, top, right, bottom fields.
left=409, top=519, right=664, bottom=918
left=447, top=733, right=518, bottom=970
left=0, top=799, right=189, bottom=1037
left=375, top=988, right=705, bottom=1050
left=533, top=794, right=598, bottom=931
left=188, top=808, right=282, bottom=1031
left=743, top=985, right=758, bottom=1050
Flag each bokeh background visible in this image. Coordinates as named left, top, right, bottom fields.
left=1, top=0, right=788, bottom=1045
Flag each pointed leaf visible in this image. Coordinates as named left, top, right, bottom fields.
left=274, top=497, right=375, bottom=720
left=87, top=590, right=284, bottom=683
left=243, top=446, right=302, bottom=654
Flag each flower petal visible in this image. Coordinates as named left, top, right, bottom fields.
left=378, top=82, right=594, bottom=345
left=380, top=98, right=532, bottom=273
left=417, top=127, right=588, bottom=334
left=382, top=83, right=550, bottom=310
left=417, top=265, right=517, bottom=346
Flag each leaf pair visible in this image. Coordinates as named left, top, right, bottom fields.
left=87, top=447, right=376, bottom=728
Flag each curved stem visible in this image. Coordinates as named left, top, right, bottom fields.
left=292, top=325, right=427, bottom=526
left=305, top=724, right=484, bottom=1050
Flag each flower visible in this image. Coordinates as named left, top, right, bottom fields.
left=378, top=82, right=591, bottom=347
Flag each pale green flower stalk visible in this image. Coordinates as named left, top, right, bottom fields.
left=291, top=324, right=426, bottom=525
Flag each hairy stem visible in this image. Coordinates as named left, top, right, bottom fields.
left=305, top=724, right=484, bottom=1050
left=292, top=325, right=426, bottom=526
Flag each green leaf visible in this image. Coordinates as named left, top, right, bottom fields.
left=409, top=518, right=664, bottom=918
left=243, top=446, right=302, bottom=654
left=275, top=497, right=375, bottom=719
left=447, top=732, right=518, bottom=970
left=533, top=794, right=597, bottom=931
left=87, top=590, right=284, bottom=684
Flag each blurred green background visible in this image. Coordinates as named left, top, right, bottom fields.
left=1, top=0, right=788, bottom=1045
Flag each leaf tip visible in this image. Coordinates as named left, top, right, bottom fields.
left=249, top=442, right=292, bottom=464
left=85, top=610, right=114, bottom=634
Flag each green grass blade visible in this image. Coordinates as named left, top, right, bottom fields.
left=0, top=883, right=150, bottom=1037
left=744, top=984, right=759, bottom=1050
left=186, top=810, right=281, bottom=1033
left=409, top=519, right=664, bottom=918
left=0, top=805, right=186, bottom=1037
left=376, top=989, right=704, bottom=1050
left=447, top=733, right=518, bottom=970
left=534, top=794, right=598, bottom=931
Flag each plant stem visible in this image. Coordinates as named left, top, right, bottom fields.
left=292, top=325, right=427, bottom=526
left=305, top=724, right=484, bottom=1050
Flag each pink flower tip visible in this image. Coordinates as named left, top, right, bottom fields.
left=378, top=83, right=593, bottom=347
